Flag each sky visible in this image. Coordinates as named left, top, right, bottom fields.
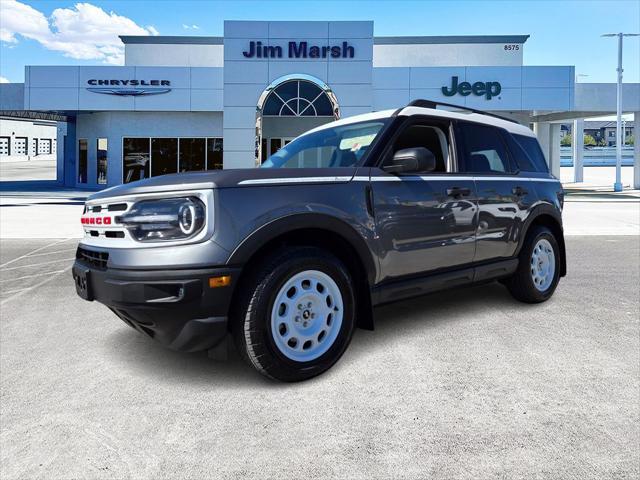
left=0, top=0, right=638, bottom=85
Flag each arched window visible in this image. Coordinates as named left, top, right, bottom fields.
left=262, top=79, right=335, bottom=117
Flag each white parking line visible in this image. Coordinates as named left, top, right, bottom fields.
left=0, top=238, right=74, bottom=268
left=1, top=287, right=32, bottom=296
left=0, top=265, right=72, bottom=306
left=0, top=269, right=68, bottom=284
left=0, top=257, right=75, bottom=272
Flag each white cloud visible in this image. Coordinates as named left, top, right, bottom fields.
left=0, top=76, right=10, bottom=83
left=0, top=1, right=160, bottom=65
left=182, top=24, right=200, bottom=30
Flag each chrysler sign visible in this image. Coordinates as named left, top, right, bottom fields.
left=87, top=79, right=171, bottom=96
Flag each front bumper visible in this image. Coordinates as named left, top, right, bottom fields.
left=72, top=251, right=240, bottom=352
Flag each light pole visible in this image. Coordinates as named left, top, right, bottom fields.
left=602, top=32, right=639, bottom=192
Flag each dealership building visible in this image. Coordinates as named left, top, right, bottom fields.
left=0, top=20, right=638, bottom=189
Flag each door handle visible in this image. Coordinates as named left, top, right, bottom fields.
left=512, top=186, right=528, bottom=196
left=446, top=187, right=471, bottom=198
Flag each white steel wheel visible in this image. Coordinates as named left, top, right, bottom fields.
left=270, top=270, right=344, bottom=362
left=530, top=238, right=555, bottom=292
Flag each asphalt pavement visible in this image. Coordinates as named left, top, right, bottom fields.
left=0, top=157, right=57, bottom=182
left=1, top=236, right=638, bottom=479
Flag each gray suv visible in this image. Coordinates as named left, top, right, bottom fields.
left=73, top=100, right=566, bottom=382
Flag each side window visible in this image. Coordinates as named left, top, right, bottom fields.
left=387, top=122, right=450, bottom=172
left=501, top=130, right=534, bottom=172
left=512, top=134, right=549, bottom=173
left=458, top=122, right=512, bottom=174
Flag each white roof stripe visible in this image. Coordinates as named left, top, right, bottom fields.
left=238, top=175, right=559, bottom=186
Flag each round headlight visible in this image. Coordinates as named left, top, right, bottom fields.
left=178, top=203, right=196, bottom=234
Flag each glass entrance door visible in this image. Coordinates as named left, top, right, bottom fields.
left=262, top=137, right=295, bottom=163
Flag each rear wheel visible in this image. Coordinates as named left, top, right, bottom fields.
left=232, top=247, right=356, bottom=382
left=505, top=225, right=561, bottom=303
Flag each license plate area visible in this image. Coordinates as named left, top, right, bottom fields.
left=73, top=266, right=93, bottom=301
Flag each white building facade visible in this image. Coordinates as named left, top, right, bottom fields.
left=1, top=21, right=638, bottom=189
left=0, top=116, right=57, bottom=161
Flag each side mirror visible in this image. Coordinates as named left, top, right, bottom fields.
left=383, top=147, right=437, bottom=174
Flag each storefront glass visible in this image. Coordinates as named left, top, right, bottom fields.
left=97, top=138, right=108, bottom=184
left=122, top=137, right=223, bottom=182
left=179, top=138, right=205, bottom=172
left=78, top=139, right=88, bottom=184
left=206, top=138, right=223, bottom=170
left=123, top=138, right=150, bottom=183
left=151, top=138, right=178, bottom=177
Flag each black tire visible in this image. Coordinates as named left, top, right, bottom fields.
left=232, top=246, right=356, bottom=382
left=505, top=225, right=561, bottom=303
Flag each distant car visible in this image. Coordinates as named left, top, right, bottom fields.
left=73, top=100, right=566, bottom=382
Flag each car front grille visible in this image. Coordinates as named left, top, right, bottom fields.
left=76, top=246, right=109, bottom=270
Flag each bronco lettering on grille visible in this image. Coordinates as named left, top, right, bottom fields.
left=81, top=216, right=112, bottom=225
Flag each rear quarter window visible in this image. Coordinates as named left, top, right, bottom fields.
left=512, top=134, right=549, bottom=173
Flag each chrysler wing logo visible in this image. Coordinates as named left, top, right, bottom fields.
left=87, top=87, right=171, bottom=96
left=86, top=79, right=172, bottom=96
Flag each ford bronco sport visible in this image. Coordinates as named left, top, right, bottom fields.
left=73, top=100, right=566, bottom=382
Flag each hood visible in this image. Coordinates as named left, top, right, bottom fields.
left=88, top=167, right=358, bottom=201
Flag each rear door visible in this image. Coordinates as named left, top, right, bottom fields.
left=371, top=117, right=478, bottom=280
left=456, top=121, right=535, bottom=262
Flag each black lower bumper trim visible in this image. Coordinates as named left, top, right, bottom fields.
left=73, top=260, right=241, bottom=352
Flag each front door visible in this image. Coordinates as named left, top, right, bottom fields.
left=372, top=119, right=478, bottom=281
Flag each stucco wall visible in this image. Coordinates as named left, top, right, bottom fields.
left=372, top=66, right=576, bottom=111
left=373, top=43, right=524, bottom=67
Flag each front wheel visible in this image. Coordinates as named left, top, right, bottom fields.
left=505, top=225, right=561, bottom=303
left=232, top=247, right=356, bottom=382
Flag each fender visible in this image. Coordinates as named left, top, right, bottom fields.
left=226, top=212, right=378, bottom=286
left=517, top=203, right=567, bottom=277
left=227, top=212, right=378, bottom=330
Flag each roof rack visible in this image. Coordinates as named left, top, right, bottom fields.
left=405, top=99, right=520, bottom=124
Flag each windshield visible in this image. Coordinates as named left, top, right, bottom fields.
left=261, top=120, right=387, bottom=169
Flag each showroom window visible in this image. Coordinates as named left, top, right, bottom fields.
left=97, top=138, right=108, bottom=184
left=78, top=139, right=88, bottom=184
left=123, top=137, right=223, bottom=183
left=207, top=138, right=223, bottom=170
left=151, top=138, right=178, bottom=177
left=123, top=138, right=150, bottom=184
left=179, top=138, right=206, bottom=172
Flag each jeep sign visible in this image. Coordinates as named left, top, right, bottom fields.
left=442, top=76, right=502, bottom=100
